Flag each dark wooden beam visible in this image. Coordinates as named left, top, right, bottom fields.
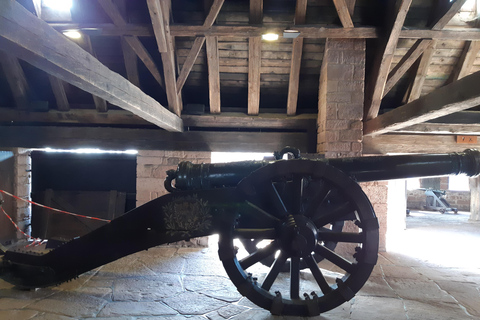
left=363, top=134, right=479, bottom=154
left=364, top=71, right=480, bottom=136
left=206, top=36, right=221, bottom=113
left=152, top=0, right=182, bottom=116
left=46, top=22, right=480, bottom=41
left=0, top=51, right=29, bottom=110
left=48, top=75, right=70, bottom=111
left=430, top=0, right=468, bottom=30
left=448, top=41, right=480, bottom=83
left=394, top=123, right=480, bottom=135
left=98, top=0, right=165, bottom=89
left=0, top=126, right=313, bottom=153
left=406, top=40, right=436, bottom=103
left=0, top=108, right=316, bottom=129
left=364, top=0, right=413, bottom=121
left=286, top=0, right=307, bottom=116
left=77, top=35, right=108, bottom=113
left=332, top=0, right=354, bottom=28
left=121, top=37, right=141, bottom=87
left=176, top=0, right=224, bottom=94
left=248, top=0, right=263, bottom=116
left=383, top=39, right=432, bottom=97
left=0, top=1, right=182, bottom=131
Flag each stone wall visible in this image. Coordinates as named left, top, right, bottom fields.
left=136, top=150, right=211, bottom=247
left=407, top=189, right=470, bottom=211
left=0, top=148, right=31, bottom=244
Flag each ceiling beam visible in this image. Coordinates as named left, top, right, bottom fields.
left=383, top=39, right=432, bottom=97
left=430, top=0, right=468, bottom=29
left=48, top=75, right=70, bottom=111
left=77, top=35, right=108, bottom=113
left=148, top=0, right=182, bottom=116
left=0, top=1, right=182, bottom=131
left=46, top=22, right=480, bottom=41
left=98, top=0, right=165, bottom=89
left=364, top=134, right=479, bottom=154
left=364, top=71, right=480, bottom=136
left=394, top=123, right=480, bottom=135
left=121, top=37, right=141, bottom=87
left=206, top=36, right=221, bottom=113
left=248, top=0, right=263, bottom=115
left=363, top=0, right=413, bottom=121
left=332, top=0, right=354, bottom=28
left=448, top=41, right=480, bottom=83
left=406, top=40, right=436, bottom=103
left=176, top=0, right=225, bottom=94
left=286, top=0, right=308, bottom=116
left=0, top=51, right=29, bottom=110
left=0, top=125, right=312, bottom=153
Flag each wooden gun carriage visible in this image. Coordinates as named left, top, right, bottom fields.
left=1, top=148, right=479, bottom=316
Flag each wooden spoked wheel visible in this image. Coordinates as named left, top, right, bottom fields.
left=218, top=160, right=379, bottom=316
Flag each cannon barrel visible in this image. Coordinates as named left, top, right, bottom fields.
left=169, top=149, right=480, bottom=190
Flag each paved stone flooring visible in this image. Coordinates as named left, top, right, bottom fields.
left=0, top=210, right=479, bottom=320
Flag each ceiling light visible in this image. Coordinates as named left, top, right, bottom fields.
left=62, top=30, right=82, bottom=39
left=43, top=0, right=73, bottom=12
left=261, top=33, right=279, bottom=41
left=283, top=30, right=300, bottom=38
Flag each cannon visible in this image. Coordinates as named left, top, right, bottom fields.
left=1, top=148, right=480, bottom=316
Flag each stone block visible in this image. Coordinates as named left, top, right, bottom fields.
left=137, top=156, right=165, bottom=166
left=327, top=80, right=338, bottom=92
left=354, top=39, right=366, bottom=51
left=351, top=142, right=363, bottom=152
left=337, top=104, right=363, bottom=120
left=353, top=65, right=366, bottom=80
left=328, top=39, right=355, bottom=50
left=327, top=64, right=354, bottom=80
left=325, top=120, right=350, bottom=130
left=338, top=80, right=364, bottom=93
left=350, top=120, right=363, bottom=129
left=327, top=142, right=351, bottom=152
left=351, top=92, right=365, bottom=103
left=137, top=178, right=163, bottom=192
left=342, top=50, right=365, bottom=65
left=339, top=129, right=362, bottom=142
left=325, top=131, right=339, bottom=143
left=326, top=103, right=338, bottom=119
left=138, top=150, right=165, bottom=157
left=327, top=92, right=351, bottom=103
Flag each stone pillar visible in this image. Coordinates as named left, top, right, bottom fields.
left=469, top=176, right=480, bottom=221
left=13, top=148, right=32, bottom=240
left=317, top=38, right=365, bottom=157
left=136, top=150, right=211, bottom=246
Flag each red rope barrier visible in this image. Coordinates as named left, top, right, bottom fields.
left=1, top=206, right=34, bottom=240
left=0, top=189, right=111, bottom=223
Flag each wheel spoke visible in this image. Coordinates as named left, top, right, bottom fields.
left=318, top=228, right=364, bottom=243
left=315, top=244, right=355, bottom=274
left=267, top=182, right=289, bottom=218
left=313, top=202, right=355, bottom=227
left=292, top=176, right=304, bottom=215
left=304, top=254, right=332, bottom=294
left=262, top=251, right=288, bottom=291
left=234, top=228, right=276, bottom=239
left=239, top=241, right=280, bottom=270
left=305, top=184, right=331, bottom=218
left=290, top=257, right=300, bottom=299
left=245, top=201, right=281, bottom=222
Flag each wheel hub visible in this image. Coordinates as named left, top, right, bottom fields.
left=279, top=215, right=318, bottom=258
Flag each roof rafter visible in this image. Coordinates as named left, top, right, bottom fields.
left=0, top=50, right=29, bottom=110
left=176, top=0, right=225, bottom=94
left=406, top=40, right=436, bottom=103
left=363, top=0, right=413, bottom=121
left=0, top=0, right=182, bottom=131
left=364, top=71, right=480, bottom=136
left=448, top=40, right=480, bottom=83
left=332, top=0, right=354, bottom=28
left=98, top=0, right=165, bottom=89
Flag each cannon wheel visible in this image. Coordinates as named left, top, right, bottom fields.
left=218, top=160, right=379, bottom=316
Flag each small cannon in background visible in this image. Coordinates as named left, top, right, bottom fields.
left=1, top=148, right=479, bottom=316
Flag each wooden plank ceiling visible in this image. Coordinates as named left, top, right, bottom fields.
left=1, top=0, right=480, bottom=152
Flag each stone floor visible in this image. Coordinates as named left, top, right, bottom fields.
left=0, top=210, right=479, bottom=320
